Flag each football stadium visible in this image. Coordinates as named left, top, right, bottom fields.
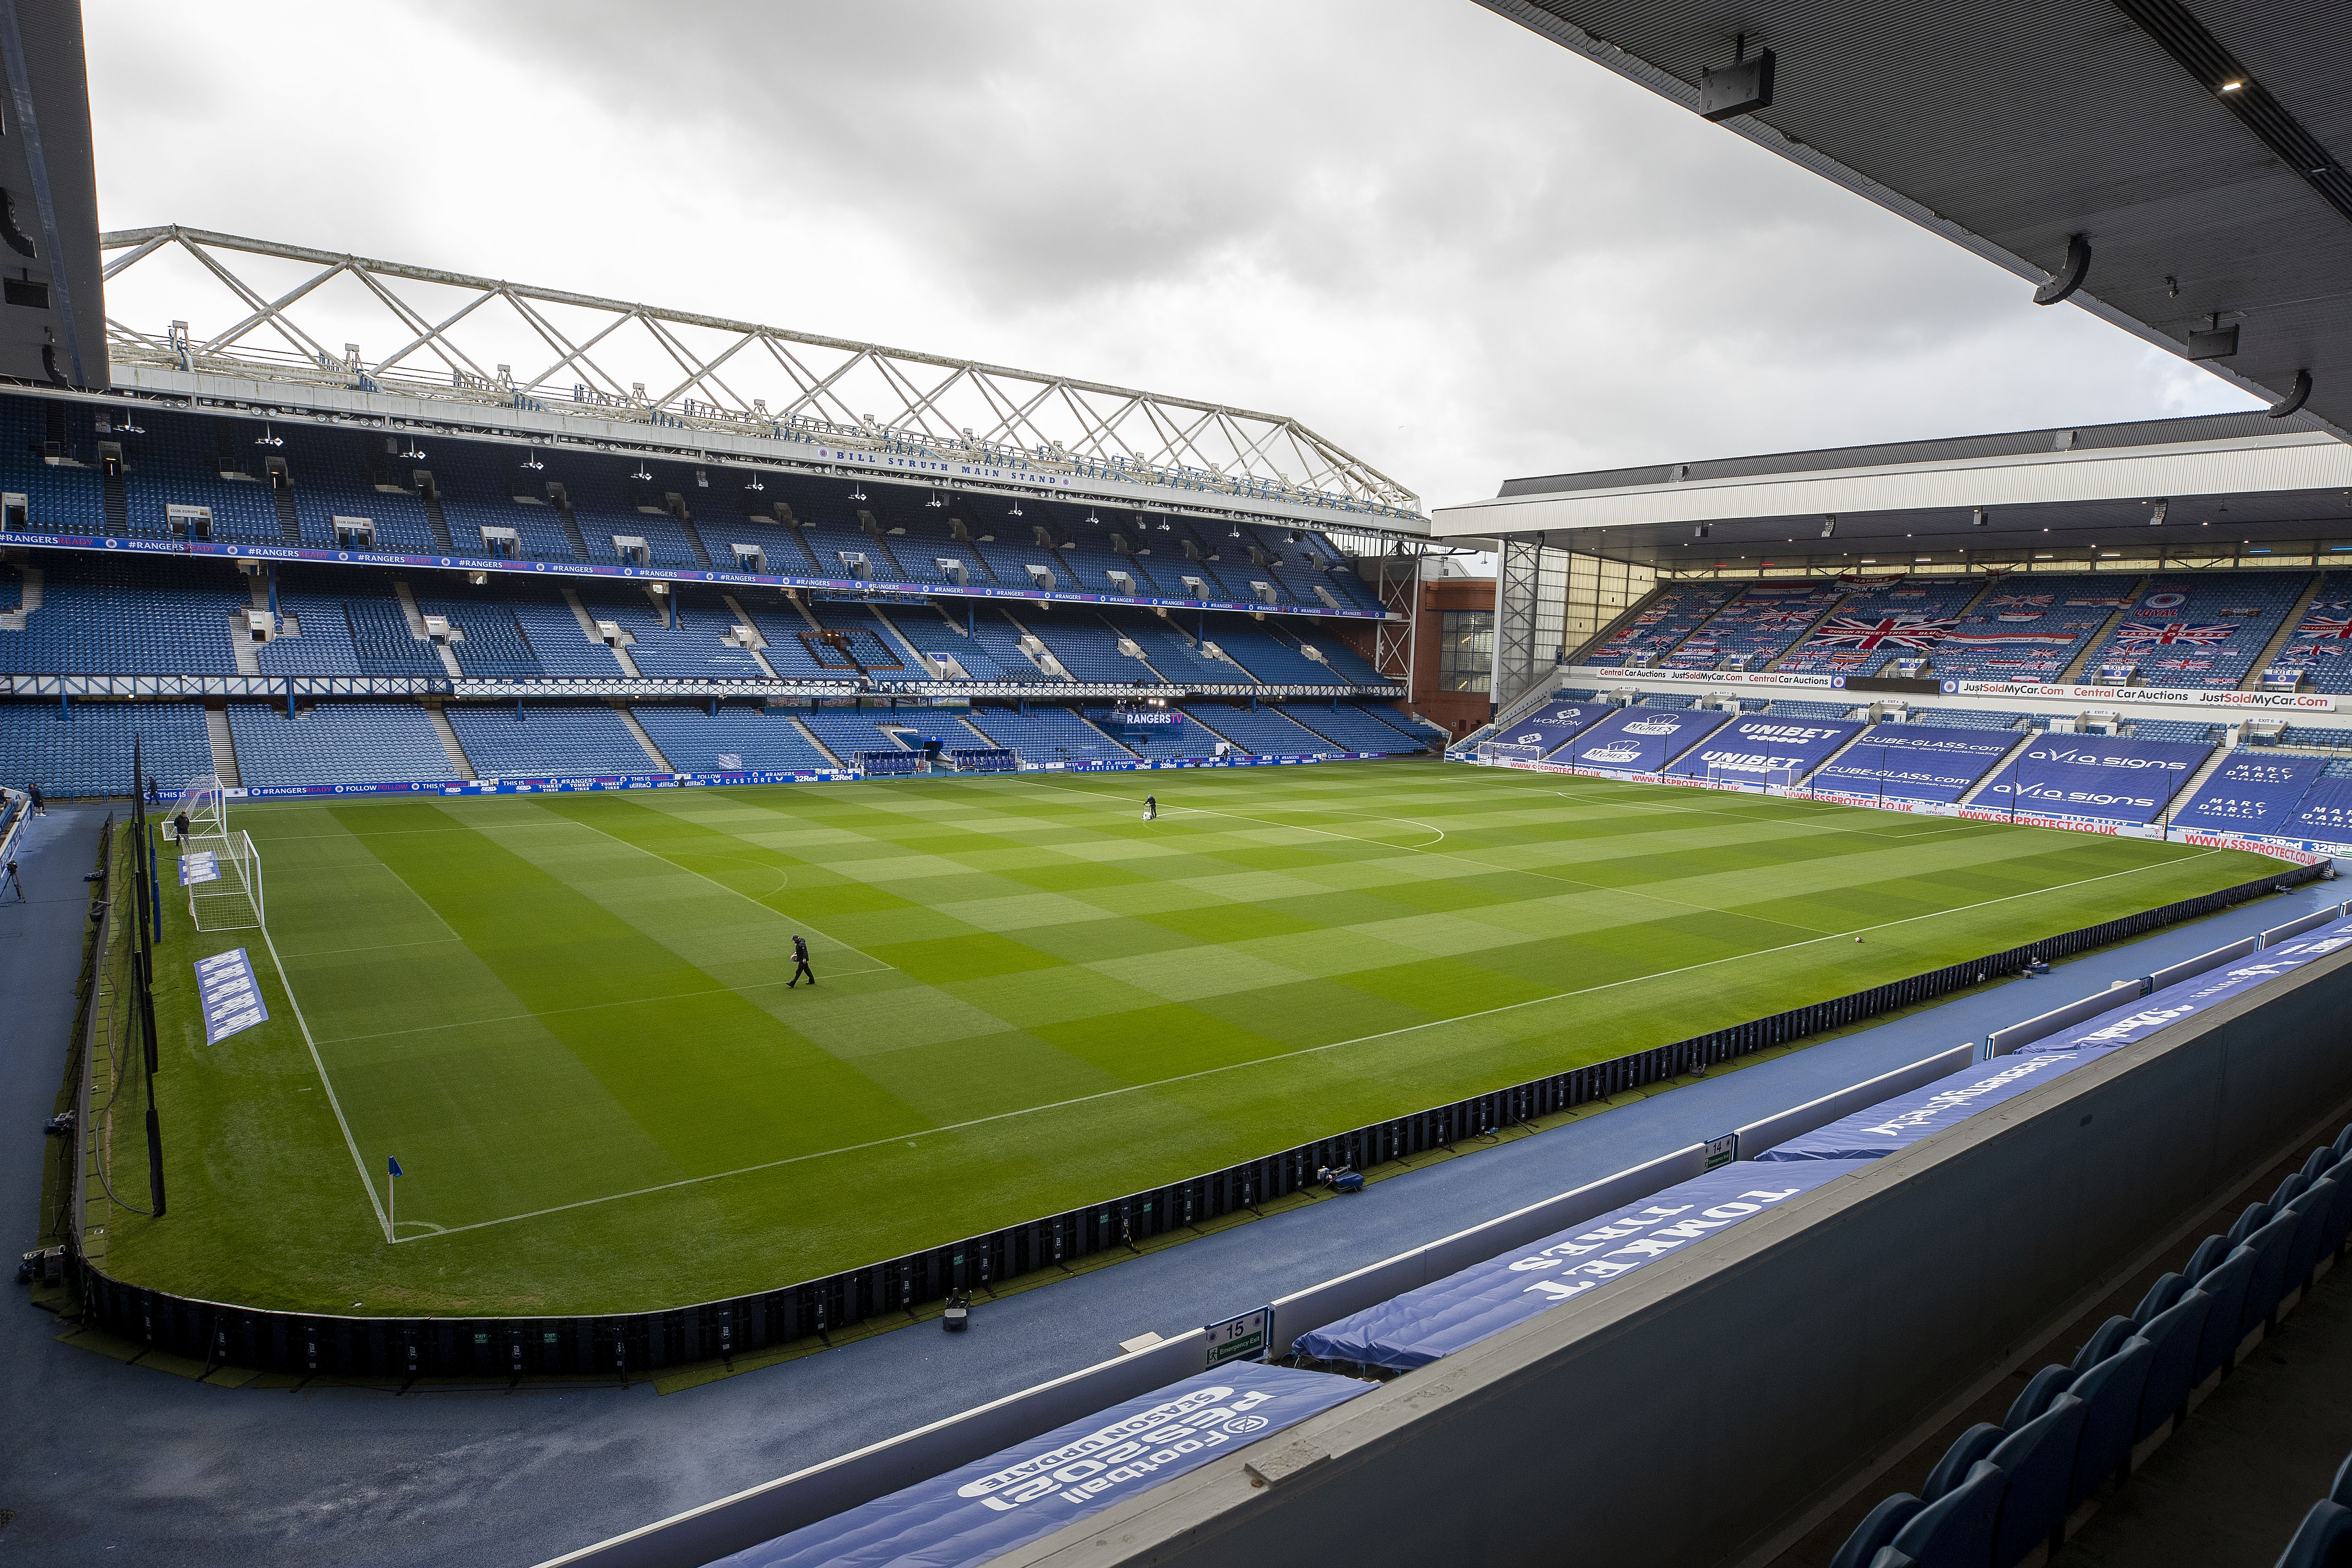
left=12, top=4, right=2352, bottom=1568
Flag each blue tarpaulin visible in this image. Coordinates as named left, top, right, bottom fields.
left=1971, top=734, right=2212, bottom=824
left=711, top=1363, right=1366, bottom=1568
left=1759, top=919, right=2352, bottom=1162
left=1808, top=725, right=2020, bottom=802
left=1561, top=706, right=1734, bottom=774
left=1290, top=1160, right=1867, bottom=1371
left=1662, top=715, right=1861, bottom=784
left=2283, top=779, right=2352, bottom=842
left=2168, top=753, right=2327, bottom=835
left=1498, top=702, right=1611, bottom=757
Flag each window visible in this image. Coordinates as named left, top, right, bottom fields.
left=1438, top=611, right=1493, bottom=692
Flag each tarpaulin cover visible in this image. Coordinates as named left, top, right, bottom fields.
left=1971, top=734, right=2212, bottom=823
left=2167, top=753, right=2327, bottom=835
left=1562, top=705, right=1734, bottom=774
left=1290, top=1160, right=1868, bottom=1371
left=1663, top=715, right=1862, bottom=783
left=2282, top=779, right=2352, bottom=842
left=712, top=1362, right=1367, bottom=1568
left=1759, top=919, right=2352, bottom=1162
left=1497, top=702, right=1612, bottom=757
left=1808, top=725, right=2020, bottom=802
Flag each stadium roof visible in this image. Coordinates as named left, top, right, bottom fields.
left=1478, top=0, right=2352, bottom=439
left=1433, top=410, right=2352, bottom=571
left=91, top=225, right=1426, bottom=533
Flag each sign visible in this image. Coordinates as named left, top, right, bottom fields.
left=1704, top=1133, right=1736, bottom=1169
left=192, top=949, right=268, bottom=1045
left=179, top=850, right=220, bottom=886
left=1205, top=1307, right=1269, bottom=1367
left=1562, top=663, right=2336, bottom=712
left=716, top=752, right=743, bottom=770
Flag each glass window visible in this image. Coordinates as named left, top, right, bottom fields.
left=1438, top=611, right=1493, bottom=692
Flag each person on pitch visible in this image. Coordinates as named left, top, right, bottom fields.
left=788, top=932, right=817, bottom=988
left=1142, top=793, right=1157, bottom=822
left=174, top=810, right=191, bottom=843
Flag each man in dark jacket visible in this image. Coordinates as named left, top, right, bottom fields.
left=788, top=933, right=816, bottom=987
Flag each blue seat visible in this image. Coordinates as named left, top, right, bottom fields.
left=2274, top=1171, right=2312, bottom=1208
left=2241, top=1212, right=2306, bottom=1338
left=2191, top=1246, right=2258, bottom=1386
left=2132, top=1288, right=2212, bottom=1441
left=1985, top=1394, right=2086, bottom=1568
left=2184, top=1232, right=2230, bottom=1283
left=2304, top=1146, right=2339, bottom=1182
left=2004, top=1365, right=2073, bottom=1432
left=1878, top=1459, right=2005, bottom=1568
left=2230, top=1201, right=2275, bottom=1247
left=2071, top=1315, right=2137, bottom=1373
left=2066, top=1338, right=2153, bottom=1506
left=1923, top=1424, right=2005, bottom=1501
left=2334, top=1448, right=2352, bottom=1507
left=2318, top=1169, right=2352, bottom=1259
left=2274, top=1500, right=2352, bottom=1568
left=2335, top=1123, right=2352, bottom=1161
left=2132, top=1271, right=2187, bottom=1326
left=1832, top=1494, right=1926, bottom=1568
left=2283, top=1178, right=2341, bottom=1299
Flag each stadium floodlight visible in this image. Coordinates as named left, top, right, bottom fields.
left=1084, top=510, right=1100, bottom=525
left=520, top=447, right=544, bottom=471
left=632, top=461, right=654, bottom=482
left=253, top=423, right=283, bottom=447
left=848, top=483, right=868, bottom=501
left=743, top=472, right=765, bottom=492
left=1008, top=500, right=1023, bottom=517
left=925, top=489, right=944, bottom=507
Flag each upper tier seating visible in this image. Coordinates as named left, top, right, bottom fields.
left=1016, top=608, right=1163, bottom=684
left=1910, top=707, right=2029, bottom=729
left=1276, top=703, right=1424, bottom=753
left=1778, top=576, right=1986, bottom=676
left=0, top=557, right=247, bottom=675
left=229, top=702, right=457, bottom=785
left=1584, top=585, right=1746, bottom=668
left=962, top=706, right=1130, bottom=763
left=446, top=705, right=658, bottom=776
left=0, top=700, right=212, bottom=795
left=2274, top=573, right=2352, bottom=695
left=1185, top=704, right=1335, bottom=755
left=2083, top=573, right=2311, bottom=690
left=631, top=705, right=835, bottom=772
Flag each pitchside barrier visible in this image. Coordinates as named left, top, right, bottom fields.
left=62, top=854, right=2323, bottom=1384
left=218, top=752, right=1392, bottom=799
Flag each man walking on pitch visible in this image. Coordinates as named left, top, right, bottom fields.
left=1142, top=793, right=1157, bottom=822
left=788, top=933, right=817, bottom=987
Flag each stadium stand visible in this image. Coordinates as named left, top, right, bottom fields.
left=961, top=705, right=1130, bottom=764
left=1673, top=582, right=1845, bottom=669
left=1777, top=575, right=1984, bottom=675
left=506, top=589, right=633, bottom=678
left=0, top=700, right=213, bottom=795
left=1910, top=706, right=2029, bottom=730
left=229, top=702, right=459, bottom=786
left=445, top=705, right=659, bottom=776
left=1188, top=703, right=1353, bottom=755
left=631, top=705, right=836, bottom=773
left=119, top=414, right=283, bottom=545
left=1581, top=583, right=1741, bottom=666
left=797, top=708, right=920, bottom=764
left=1276, top=702, right=1426, bottom=753
left=1015, top=607, right=1162, bottom=684
left=2083, top=574, right=2309, bottom=690
left=413, top=593, right=546, bottom=679
left=1099, top=710, right=1227, bottom=760
left=0, top=556, right=247, bottom=675
left=2275, top=573, right=2352, bottom=695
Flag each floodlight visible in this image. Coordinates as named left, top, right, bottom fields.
left=1008, top=500, right=1024, bottom=517
left=848, top=483, right=868, bottom=501
left=254, top=423, right=283, bottom=447
left=1819, top=515, right=1836, bottom=538
left=743, top=473, right=765, bottom=492
left=2150, top=500, right=2168, bottom=526
left=520, top=448, right=544, bottom=471
left=632, top=462, right=654, bottom=482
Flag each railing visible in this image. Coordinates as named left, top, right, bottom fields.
left=62, top=858, right=2318, bottom=1380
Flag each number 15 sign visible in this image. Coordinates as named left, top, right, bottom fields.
left=1206, top=1307, right=1269, bottom=1368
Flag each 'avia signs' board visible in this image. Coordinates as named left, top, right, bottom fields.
left=1970, top=735, right=2211, bottom=824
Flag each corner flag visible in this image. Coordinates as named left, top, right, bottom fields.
left=388, top=1155, right=404, bottom=1178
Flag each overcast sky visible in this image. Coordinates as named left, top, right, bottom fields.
left=84, top=0, right=2258, bottom=509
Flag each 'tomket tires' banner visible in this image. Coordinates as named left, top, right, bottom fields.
left=1562, top=705, right=1734, bottom=774
left=1807, top=724, right=2019, bottom=803
left=1758, top=918, right=2352, bottom=1162
left=1971, top=735, right=2212, bottom=824
left=1662, top=716, right=1860, bottom=784
left=1291, top=1160, right=1867, bottom=1371
left=709, top=1363, right=1365, bottom=1568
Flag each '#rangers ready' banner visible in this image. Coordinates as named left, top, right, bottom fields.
left=709, top=1363, right=1364, bottom=1568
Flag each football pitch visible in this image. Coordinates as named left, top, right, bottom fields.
left=118, top=760, right=2278, bottom=1316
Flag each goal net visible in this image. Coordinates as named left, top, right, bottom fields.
left=183, top=829, right=264, bottom=932
left=168, top=773, right=226, bottom=843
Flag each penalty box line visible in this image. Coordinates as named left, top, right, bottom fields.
left=392, top=848, right=2215, bottom=1244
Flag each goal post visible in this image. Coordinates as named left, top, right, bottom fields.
left=168, top=773, right=226, bottom=843
left=184, top=829, right=264, bottom=932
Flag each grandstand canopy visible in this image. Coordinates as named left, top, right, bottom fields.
left=1436, top=410, right=2352, bottom=573
left=1479, top=0, right=2352, bottom=439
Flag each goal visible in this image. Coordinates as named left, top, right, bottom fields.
left=183, top=829, right=264, bottom=932
left=167, top=773, right=227, bottom=844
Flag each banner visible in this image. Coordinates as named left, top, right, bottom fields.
left=1493, top=700, right=1613, bottom=759
left=1970, top=734, right=2211, bottom=824
left=1806, top=724, right=2018, bottom=802
left=193, top=949, right=269, bottom=1045
left=1290, top=1160, right=1867, bottom=1371
left=1560, top=706, right=1734, bottom=774
left=1559, top=662, right=2337, bottom=711
left=1662, top=715, right=1861, bottom=784
left=2167, top=753, right=2328, bottom=836
left=178, top=850, right=221, bottom=886
left=712, top=1363, right=1365, bottom=1568
left=1757, top=918, right=2352, bottom=1162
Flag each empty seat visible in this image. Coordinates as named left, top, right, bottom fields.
left=2071, top=1315, right=2138, bottom=1373
left=2275, top=1171, right=2313, bottom=1208
left=2333, top=1450, right=2352, bottom=1508
left=2304, top=1146, right=2340, bottom=1182
left=2230, top=1201, right=2274, bottom=1247
left=2240, top=1211, right=2306, bottom=1339
left=1831, top=1495, right=1926, bottom=1568
left=2132, top=1271, right=2187, bottom=1326
left=2004, top=1365, right=2074, bottom=1433
left=2274, top=1501, right=2352, bottom=1568
left=1921, top=1424, right=2004, bottom=1501
left=2190, top=1246, right=2258, bottom=1388
left=2132, top=1289, right=2213, bottom=1442
left=2065, top=1338, right=2153, bottom=1506
left=1985, top=1394, right=2086, bottom=1568
left=2183, top=1232, right=2231, bottom=1285
left=1876, top=1459, right=2005, bottom=1568
left=2283, top=1178, right=2340, bottom=1301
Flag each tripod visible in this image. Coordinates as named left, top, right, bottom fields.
left=0, top=859, right=22, bottom=904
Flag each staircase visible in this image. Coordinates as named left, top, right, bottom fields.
left=427, top=707, right=477, bottom=779
left=1957, top=731, right=2037, bottom=808
left=0, top=564, right=39, bottom=629
left=2165, top=742, right=2234, bottom=817
left=421, top=493, right=455, bottom=553
left=227, top=610, right=262, bottom=674
left=203, top=709, right=241, bottom=787
left=792, top=716, right=846, bottom=767
left=101, top=471, right=126, bottom=536
left=719, top=595, right=780, bottom=678
left=2241, top=573, right=2325, bottom=688
left=2055, top=576, right=2151, bottom=683
left=393, top=580, right=465, bottom=677
left=563, top=588, right=640, bottom=675
left=857, top=511, right=913, bottom=579
left=555, top=499, right=590, bottom=562
left=617, top=707, right=673, bottom=770
left=273, top=484, right=301, bottom=544
left=675, top=509, right=716, bottom=569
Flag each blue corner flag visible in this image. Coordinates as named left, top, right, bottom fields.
left=388, top=1156, right=404, bottom=1178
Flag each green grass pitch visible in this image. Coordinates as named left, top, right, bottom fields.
left=114, top=760, right=2278, bottom=1316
